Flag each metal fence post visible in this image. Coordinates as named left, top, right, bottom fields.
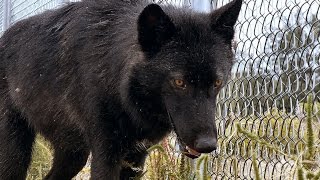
left=3, top=0, right=11, bottom=30
left=210, top=0, right=217, bottom=10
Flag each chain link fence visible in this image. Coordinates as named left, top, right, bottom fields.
left=10, top=0, right=62, bottom=24
left=0, top=0, right=69, bottom=35
left=1, top=0, right=319, bottom=179
left=213, top=0, right=319, bottom=179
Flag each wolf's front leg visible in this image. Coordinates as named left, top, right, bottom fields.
left=90, top=140, right=122, bottom=180
left=88, top=121, right=123, bottom=180
left=120, top=146, right=149, bottom=179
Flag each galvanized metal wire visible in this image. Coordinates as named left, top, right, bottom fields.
left=0, top=0, right=3, bottom=33
left=0, top=0, right=319, bottom=179
left=10, top=0, right=62, bottom=24
left=213, top=0, right=320, bottom=179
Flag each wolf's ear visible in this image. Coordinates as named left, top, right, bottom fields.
left=138, top=4, right=175, bottom=55
left=210, top=0, right=242, bottom=41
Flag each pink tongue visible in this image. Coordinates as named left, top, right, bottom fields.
left=186, top=146, right=201, bottom=157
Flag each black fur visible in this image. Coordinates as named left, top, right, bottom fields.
left=0, top=0, right=242, bottom=179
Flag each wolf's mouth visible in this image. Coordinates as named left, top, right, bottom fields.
left=166, top=108, right=201, bottom=159
left=177, top=138, right=201, bottom=159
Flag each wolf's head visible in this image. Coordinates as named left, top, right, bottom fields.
left=128, top=0, right=242, bottom=157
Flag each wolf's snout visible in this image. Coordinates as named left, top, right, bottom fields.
left=194, top=137, right=217, bottom=153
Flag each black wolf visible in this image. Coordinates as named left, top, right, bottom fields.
left=0, top=0, right=242, bottom=179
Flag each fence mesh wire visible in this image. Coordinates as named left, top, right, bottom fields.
left=1, top=0, right=320, bottom=179
left=10, top=0, right=62, bottom=24
left=212, top=0, right=319, bottom=179
left=0, top=0, right=4, bottom=33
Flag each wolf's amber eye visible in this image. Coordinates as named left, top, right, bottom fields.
left=174, top=79, right=185, bottom=88
left=215, top=79, right=223, bottom=88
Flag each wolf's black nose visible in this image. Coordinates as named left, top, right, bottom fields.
left=194, top=137, right=217, bottom=153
